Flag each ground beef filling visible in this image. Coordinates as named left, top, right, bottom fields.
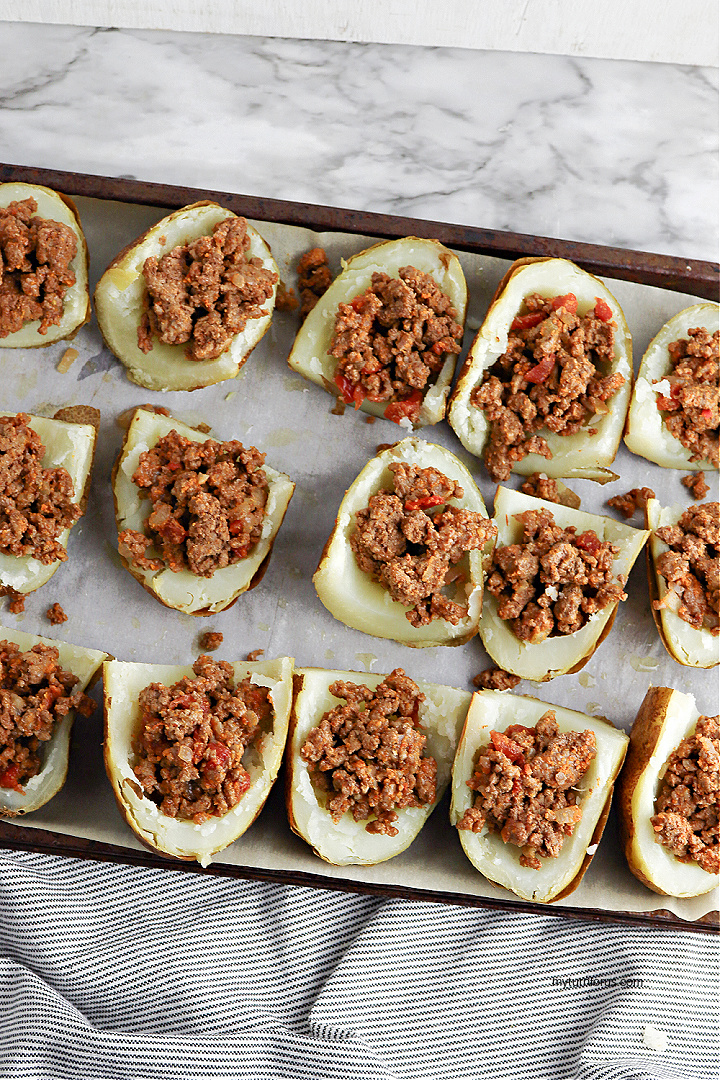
left=0, top=413, right=81, bottom=564
left=486, top=507, right=626, bottom=642
left=297, top=247, right=332, bottom=318
left=137, top=217, right=277, bottom=362
left=472, top=668, right=521, bottom=691
left=132, top=655, right=271, bottom=823
left=0, top=641, right=94, bottom=792
left=654, top=502, right=719, bottom=635
left=118, top=429, right=269, bottom=578
left=651, top=714, right=719, bottom=875
left=457, top=712, right=597, bottom=869
left=470, top=292, right=623, bottom=481
left=0, top=197, right=77, bottom=338
left=607, top=487, right=655, bottom=519
left=330, top=266, right=463, bottom=424
left=655, top=328, right=719, bottom=467
left=682, top=472, right=710, bottom=501
left=349, top=462, right=497, bottom=628
left=300, top=669, right=436, bottom=837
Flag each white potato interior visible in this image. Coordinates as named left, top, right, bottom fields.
left=448, top=258, right=632, bottom=479
left=647, top=499, right=719, bottom=668
left=0, top=182, right=89, bottom=347
left=479, top=487, right=649, bottom=680
left=625, top=304, right=719, bottom=470
left=626, top=689, right=718, bottom=897
left=94, top=203, right=278, bottom=390
left=313, top=437, right=490, bottom=647
left=450, top=690, right=628, bottom=902
left=104, top=655, right=294, bottom=864
left=288, top=667, right=471, bottom=865
left=287, top=237, right=467, bottom=427
left=0, top=413, right=96, bottom=595
left=0, top=625, right=107, bottom=815
left=114, top=409, right=295, bottom=614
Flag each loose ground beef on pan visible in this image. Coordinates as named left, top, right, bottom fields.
left=297, top=247, right=333, bottom=318
left=330, top=266, right=463, bottom=424
left=607, top=487, right=656, bottom=519
left=654, top=327, right=719, bottom=467
left=118, top=429, right=269, bottom=578
left=132, top=655, right=271, bottom=823
left=0, top=640, right=94, bottom=792
left=472, top=668, right=521, bottom=691
left=486, top=506, right=626, bottom=643
left=653, top=501, right=719, bottom=634
left=681, top=472, right=711, bottom=501
left=349, top=462, right=497, bottom=627
left=0, top=197, right=78, bottom=337
left=470, top=292, right=624, bottom=481
left=137, top=217, right=277, bottom=362
left=651, top=714, right=719, bottom=875
left=457, top=711, right=597, bottom=869
left=299, top=669, right=436, bottom=836
left=0, top=413, right=81, bottom=564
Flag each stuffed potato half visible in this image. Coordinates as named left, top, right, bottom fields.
left=479, top=487, right=649, bottom=681
left=0, top=182, right=90, bottom=348
left=450, top=690, right=629, bottom=903
left=286, top=667, right=471, bottom=865
left=448, top=257, right=632, bottom=481
left=287, top=237, right=467, bottom=427
left=617, top=686, right=719, bottom=897
left=94, top=202, right=278, bottom=391
left=113, top=408, right=295, bottom=615
left=0, top=626, right=107, bottom=817
left=103, top=655, right=294, bottom=864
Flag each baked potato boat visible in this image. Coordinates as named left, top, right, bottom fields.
left=448, top=257, right=632, bottom=482
left=0, top=626, right=107, bottom=817
left=113, top=407, right=295, bottom=615
left=479, top=488, right=649, bottom=681
left=286, top=667, right=471, bottom=865
left=0, top=181, right=90, bottom=347
left=0, top=409, right=98, bottom=597
left=287, top=237, right=468, bottom=427
left=450, top=689, right=629, bottom=903
left=617, top=686, right=719, bottom=897
left=624, top=303, right=719, bottom=471
left=103, top=655, right=294, bottom=864
left=94, top=201, right=278, bottom=391
left=313, top=437, right=494, bottom=647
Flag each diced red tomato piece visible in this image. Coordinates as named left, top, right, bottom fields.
left=384, top=390, right=423, bottom=424
left=593, top=297, right=613, bottom=322
left=404, top=494, right=445, bottom=512
left=334, top=371, right=365, bottom=409
left=524, top=355, right=556, bottom=384
left=701, top=408, right=713, bottom=420
left=0, top=762, right=24, bottom=792
left=350, top=295, right=366, bottom=312
left=575, top=530, right=602, bottom=554
left=157, top=518, right=187, bottom=544
left=489, top=729, right=525, bottom=764
left=551, top=293, right=578, bottom=314
left=505, top=724, right=535, bottom=740
left=206, top=741, right=232, bottom=770
left=511, top=312, right=545, bottom=331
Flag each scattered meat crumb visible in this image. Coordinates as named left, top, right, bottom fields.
left=4, top=589, right=25, bottom=614
left=682, top=472, right=711, bottom=501
left=275, top=280, right=299, bottom=311
left=246, top=648, right=264, bottom=661
left=607, top=487, right=655, bottom=519
left=330, top=397, right=346, bottom=416
left=364, top=415, right=376, bottom=424
left=199, top=631, right=223, bottom=652
left=473, top=668, right=521, bottom=691
left=46, top=602, right=68, bottom=625
left=297, top=247, right=333, bottom=318
left=56, top=347, right=78, bottom=373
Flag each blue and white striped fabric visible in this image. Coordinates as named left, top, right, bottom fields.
left=0, top=851, right=716, bottom=1080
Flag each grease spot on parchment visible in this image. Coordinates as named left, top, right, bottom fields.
left=355, top=652, right=377, bottom=672
left=78, top=351, right=118, bottom=380
left=265, top=428, right=300, bottom=447
left=578, top=672, right=596, bottom=688
left=629, top=655, right=660, bottom=672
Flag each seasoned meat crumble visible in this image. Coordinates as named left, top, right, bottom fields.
left=457, top=712, right=597, bottom=869
left=654, top=502, right=719, bottom=634
left=472, top=668, right=521, bottom=691
left=132, top=655, right=271, bottom=823
left=654, top=327, right=719, bottom=467
left=137, top=217, right=277, bottom=362
left=470, top=292, right=624, bottom=481
left=607, top=487, right=655, bottom=519
left=0, top=197, right=77, bottom=337
left=681, top=472, right=711, bottom=501
left=0, top=413, right=81, bottom=564
left=350, top=462, right=496, bottom=627
left=486, top=507, right=626, bottom=642
left=0, top=640, right=94, bottom=793
left=651, top=714, right=719, bottom=875
left=300, top=669, right=436, bottom=836
left=118, top=429, right=269, bottom=578
left=331, top=267, right=463, bottom=424
left=297, top=247, right=332, bottom=318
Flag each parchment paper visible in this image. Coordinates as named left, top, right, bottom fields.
left=1, top=193, right=717, bottom=921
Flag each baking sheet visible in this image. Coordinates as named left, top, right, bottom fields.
left=0, top=188, right=717, bottom=923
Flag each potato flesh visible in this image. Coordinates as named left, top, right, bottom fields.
left=0, top=413, right=96, bottom=595
left=114, top=409, right=295, bottom=614
left=94, top=203, right=278, bottom=390
left=103, top=656, right=294, bottom=864
left=0, top=182, right=89, bottom=348
left=448, top=258, right=632, bottom=479
left=646, top=499, right=719, bottom=668
left=0, top=625, right=107, bottom=815
left=287, top=237, right=468, bottom=427
left=313, top=437, right=490, bottom=646
left=450, top=690, right=628, bottom=902
left=479, top=487, right=650, bottom=680
left=625, top=304, right=719, bottom=470
left=288, top=667, right=471, bottom=865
